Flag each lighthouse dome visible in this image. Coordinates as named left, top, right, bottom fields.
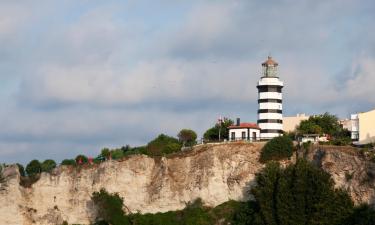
left=262, top=56, right=278, bottom=66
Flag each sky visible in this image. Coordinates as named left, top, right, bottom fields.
left=0, top=0, right=375, bottom=164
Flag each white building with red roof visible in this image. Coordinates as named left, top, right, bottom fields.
left=228, top=118, right=260, bottom=141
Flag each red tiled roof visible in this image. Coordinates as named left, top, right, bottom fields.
left=262, top=56, right=278, bottom=66
left=228, top=123, right=260, bottom=129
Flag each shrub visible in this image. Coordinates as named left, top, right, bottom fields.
left=110, top=149, right=124, bottom=160
left=203, top=118, right=233, bottom=141
left=146, top=134, right=182, bottom=156
left=101, top=148, right=111, bottom=160
left=178, top=129, right=198, bottom=146
left=26, top=160, right=42, bottom=176
left=91, top=188, right=130, bottom=225
left=75, top=155, right=88, bottom=165
left=121, top=145, right=131, bottom=153
left=61, top=159, right=76, bottom=166
left=260, top=136, right=293, bottom=162
left=128, top=199, right=240, bottom=225
left=41, top=159, right=56, bottom=173
left=332, top=136, right=352, bottom=146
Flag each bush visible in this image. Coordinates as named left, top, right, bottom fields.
left=61, top=159, right=76, bottom=166
left=146, top=134, right=182, bottom=156
left=101, top=148, right=111, bottom=160
left=121, top=145, right=131, bottom=153
left=75, top=155, right=88, bottom=165
left=41, top=159, right=56, bottom=173
left=203, top=118, right=233, bottom=141
left=178, top=129, right=198, bottom=146
left=331, top=136, right=352, bottom=146
left=91, top=188, right=130, bottom=225
left=26, top=160, right=42, bottom=176
left=260, top=136, right=293, bottom=162
left=128, top=199, right=240, bottom=225
left=110, top=149, right=124, bottom=160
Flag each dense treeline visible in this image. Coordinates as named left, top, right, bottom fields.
left=89, top=160, right=375, bottom=225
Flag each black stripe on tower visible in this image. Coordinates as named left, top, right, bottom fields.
left=257, top=86, right=283, bottom=93
left=257, top=119, right=283, bottom=124
left=260, top=129, right=284, bottom=134
left=258, top=109, right=282, bottom=114
left=258, top=99, right=282, bottom=103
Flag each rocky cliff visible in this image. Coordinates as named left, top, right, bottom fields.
left=0, top=143, right=374, bottom=225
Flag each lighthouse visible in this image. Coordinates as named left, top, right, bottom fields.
left=257, top=56, right=284, bottom=140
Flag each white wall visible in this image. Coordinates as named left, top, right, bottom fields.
left=229, top=128, right=260, bottom=141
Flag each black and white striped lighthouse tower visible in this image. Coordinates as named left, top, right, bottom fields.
left=257, top=56, right=284, bottom=140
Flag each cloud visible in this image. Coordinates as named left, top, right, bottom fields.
left=0, top=0, right=375, bottom=164
left=345, top=57, right=375, bottom=104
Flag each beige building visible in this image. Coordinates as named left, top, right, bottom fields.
left=283, top=113, right=310, bottom=133
left=351, top=108, right=375, bottom=145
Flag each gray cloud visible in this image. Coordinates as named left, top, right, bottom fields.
left=0, top=0, right=374, bottom=164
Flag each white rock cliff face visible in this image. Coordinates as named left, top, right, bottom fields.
left=0, top=143, right=265, bottom=225
left=0, top=143, right=374, bottom=225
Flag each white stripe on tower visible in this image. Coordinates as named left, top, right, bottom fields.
left=257, top=56, right=284, bottom=140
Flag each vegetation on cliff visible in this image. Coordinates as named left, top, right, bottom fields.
left=296, top=112, right=351, bottom=145
left=89, top=159, right=375, bottom=225
left=260, top=135, right=293, bottom=162
left=92, top=160, right=375, bottom=225
left=203, top=118, right=233, bottom=141
left=91, top=189, right=242, bottom=225
left=235, top=160, right=355, bottom=225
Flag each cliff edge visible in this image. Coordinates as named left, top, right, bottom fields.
left=0, top=142, right=374, bottom=225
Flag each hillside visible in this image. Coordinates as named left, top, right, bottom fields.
left=0, top=142, right=374, bottom=225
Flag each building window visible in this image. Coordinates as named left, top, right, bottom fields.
left=351, top=131, right=359, bottom=141
left=231, top=132, right=235, bottom=141
left=242, top=131, right=246, bottom=140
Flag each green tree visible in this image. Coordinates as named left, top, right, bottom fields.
left=203, top=118, right=233, bottom=141
left=41, top=159, right=56, bottom=173
left=296, top=112, right=351, bottom=145
left=236, top=160, right=354, bottom=225
left=178, top=129, right=198, bottom=146
left=146, top=134, right=182, bottom=156
left=75, top=155, right=88, bottom=164
left=101, top=148, right=111, bottom=160
left=61, top=159, right=76, bottom=166
left=260, top=136, right=293, bottom=163
left=91, top=188, right=130, bottom=225
left=297, top=120, right=323, bottom=135
left=345, top=204, right=375, bottom=225
left=297, top=113, right=342, bottom=136
left=121, top=145, right=131, bottom=153
left=25, top=160, right=42, bottom=176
